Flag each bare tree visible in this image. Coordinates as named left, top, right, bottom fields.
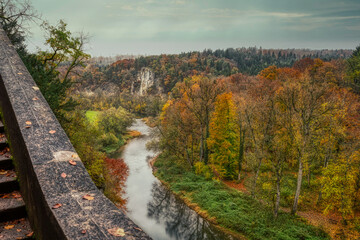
left=0, top=0, right=39, bottom=47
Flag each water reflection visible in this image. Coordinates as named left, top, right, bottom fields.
left=121, top=119, right=233, bottom=240
left=148, top=182, right=233, bottom=240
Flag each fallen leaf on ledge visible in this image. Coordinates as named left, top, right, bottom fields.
left=4, top=225, right=14, bottom=230
left=83, top=194, right=94, bottom=201
left=61, top=172, right=67, bottom=178
left=108, top=227, right=125, bottom=237
left=52, top=203, right=62, bottom=209
left=69, top=160, right=77, bottom=166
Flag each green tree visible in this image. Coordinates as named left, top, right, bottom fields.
left=35, top=20, right=90, bottom=118
left=98, top=107, right=134, bottom=137
left=347, top=45, right=360, bottom=93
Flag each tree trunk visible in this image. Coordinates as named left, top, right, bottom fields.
left=204, top=123, right=209, bottom=165
left=292, top=158, right=303, bottom=214
left=251, top=158, right=262, bottom=197
left=274, top=175, right=281, bottom=218
left=318, top=152, right=330, bottom=204
left=199, top=132, right=204, bottom=162
left=238, top=129, right=245, bottom=181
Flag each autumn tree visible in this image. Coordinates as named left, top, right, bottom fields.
left=319, top=88, right=360, bottom=222
left=207, top=92, right=238, bottom=179
left=245, top=68, right=281, bottom=197
left=159, top=98, right=201, bottom=167
left=177, top=75, right=224, bottom=164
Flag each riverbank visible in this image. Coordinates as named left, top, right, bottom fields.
left=150, top=155, right=246, bottom=240
left=152, top=153, right=330, bottom=240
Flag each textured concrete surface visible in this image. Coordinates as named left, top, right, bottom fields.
left=0, top=26, right=151, bottom=239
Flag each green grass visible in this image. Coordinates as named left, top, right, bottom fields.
left=154, top=154, right=329, bottom=240
left=85, top=110, right=100, bottom=124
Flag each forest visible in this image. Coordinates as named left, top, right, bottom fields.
left=69, top=49, right=360, bottom=239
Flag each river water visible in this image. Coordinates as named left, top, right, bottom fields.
left=118, top=119, right=233, bottom=240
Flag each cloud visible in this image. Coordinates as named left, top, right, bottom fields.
left=346, top=25, right=360, bottom=31
left=121, top=5, right=134, bottom=10
left=201, top=8, right=309, bottom=19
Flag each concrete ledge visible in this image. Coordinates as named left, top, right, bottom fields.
left=0, top=27, right=151, bottom=239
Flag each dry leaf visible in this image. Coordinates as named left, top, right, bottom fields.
left=52, top=203, right=62, bottom=209
left=4, top=225, right=14, bottom=230
left=16, top=229, right=21, bottom=232
left=32, top=86, right=39, bottom=90
left=25, top=126, right=31, bottom=129
left=32, top=97, right=39, bottom=101
left=133, top=227, right=142, bottom=231
left=108, top=227, right=125, bottom=237
left=61, top=172, right=67, bottom=178
left=69, top=160, right=77, bottom=166
left=13, top=192, right=21, bottom=198
left=72, top=154, right=79, bottom=159
left=17, top=72, right=23, bottom=75
left=49, top=130, right=56, bottom=134
left=25, top=121, right=32, bottom=125
left=0, top=170, right=7, bottom=175
left=83, top=194, right=94, bottom=201
left=26, top=232, right=34, bottom=237
left=81, top=230, right=86, bottom=234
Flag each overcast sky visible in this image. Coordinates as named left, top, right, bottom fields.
left=26, top=0, right=360, bottom=57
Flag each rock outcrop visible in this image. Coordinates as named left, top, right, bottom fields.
left=138, top=67, right=155, bottom=96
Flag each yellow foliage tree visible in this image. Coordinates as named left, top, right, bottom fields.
left=207, top=92, right=238, bottom=179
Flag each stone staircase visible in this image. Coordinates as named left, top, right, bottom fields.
left=0, top=120, right=33, bottom=239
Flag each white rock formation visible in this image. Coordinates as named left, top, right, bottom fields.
left=138, top=67, right=155, bottom=96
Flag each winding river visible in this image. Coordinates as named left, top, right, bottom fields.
left=116, top=119, right=233, bottom=240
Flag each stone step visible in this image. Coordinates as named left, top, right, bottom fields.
left=0, top=155, right=13, bottom=170
left=0, top=194, right=26, bottom=222
left=0, top=135, right=8, bottom=149
left=0, top=218, right=33, bottom=239
left=0, top=170, right=18, bottom=193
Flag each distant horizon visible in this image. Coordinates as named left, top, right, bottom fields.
left=26, top=0, right=360, bottom=57
left=85, top=46, right=355, bottom=59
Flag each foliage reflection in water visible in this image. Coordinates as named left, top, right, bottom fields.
left=119, top=119, right=232, bottom=240
left=148, top=181, right=233, bottom=240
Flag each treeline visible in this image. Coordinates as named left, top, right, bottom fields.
left=157, top=50, right=360, bottom=232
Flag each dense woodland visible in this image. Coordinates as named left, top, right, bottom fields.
left=76, top=47, right=352, bottom=94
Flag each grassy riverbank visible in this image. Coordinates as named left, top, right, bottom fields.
left=153, top=153, right=329, bottom=240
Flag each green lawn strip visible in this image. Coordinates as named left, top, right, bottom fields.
left=85, top=110, right=100, bottom=123
left=154, top=154, right=329, bottom=240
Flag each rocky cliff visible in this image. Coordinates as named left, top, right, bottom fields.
left=134, top=67, right=161, bottom=96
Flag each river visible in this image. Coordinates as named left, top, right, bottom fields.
left=117, top=119, right=234, bottom=240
